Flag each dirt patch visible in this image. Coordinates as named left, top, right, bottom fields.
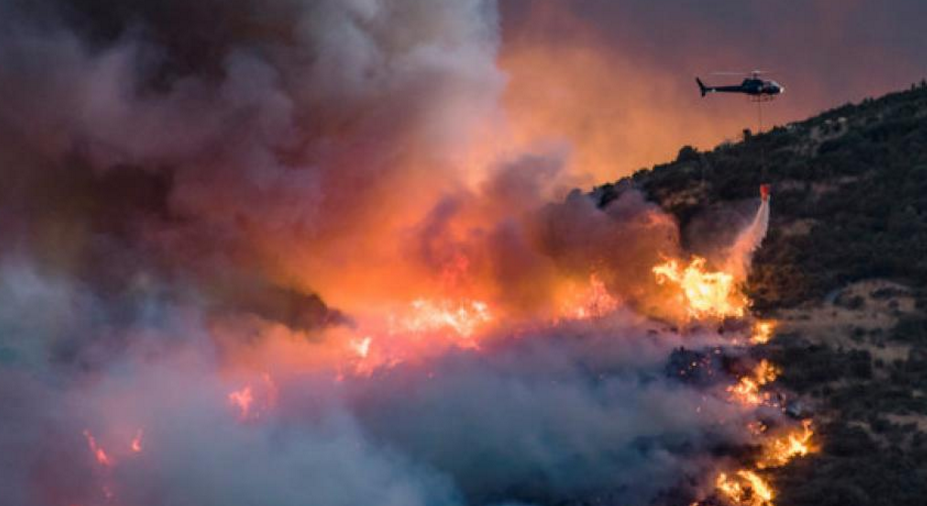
left=779, top=218, right=817, bottom=237
left=772, top=279, right=918, bottom=356
left=886, top=413, right=927, bottom=432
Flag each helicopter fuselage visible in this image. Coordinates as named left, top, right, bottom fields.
left=697, top=77, right=784, bottom=97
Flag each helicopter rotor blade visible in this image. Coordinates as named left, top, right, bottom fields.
left=710, top=70, right=774, bottom=76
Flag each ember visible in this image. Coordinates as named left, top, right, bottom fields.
left=82, top=430, right=112, bottom=467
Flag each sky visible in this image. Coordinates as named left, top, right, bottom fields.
left=498, top=0, right=927, bottom=181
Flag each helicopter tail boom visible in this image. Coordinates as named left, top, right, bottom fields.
left=696, top=77, right=709, bottom=97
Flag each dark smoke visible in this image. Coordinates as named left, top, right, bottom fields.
left=0, top=1, right=771, bottom=505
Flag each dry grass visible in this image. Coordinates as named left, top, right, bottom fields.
left=772, top=279, right=918, bottom=362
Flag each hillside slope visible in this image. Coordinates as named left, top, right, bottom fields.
left=601, top=83, right=927, bottom=506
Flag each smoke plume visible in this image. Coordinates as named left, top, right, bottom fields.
left=0, top=1, right=781, bottom=505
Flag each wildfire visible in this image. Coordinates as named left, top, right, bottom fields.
left=350, top=336, right=373, bottom=358
left=228, top=386, right=254, bottom=419
left=559, top=273, right=620, bottom=320
left=712, top=420, right=815, bottom=506
left=227, top=374, right=278, bottom=421
left=710, top=417, right=815, bottom=505
left=758, top=420, right=814, bottom=468
left=79, top=426, right=148, bottom=505
left=652, top=256, right=748, bottom=320
left=707, top=355, right=815, bottom=506
left=750, top=320, right=776, bottom=344
left=395, top=298, right=492, bottom=345
left=330, top=298, right=497, bottom=380
left=747, top=420, right=768, bottom=436
left=346, top=336, right=377, bottom=377
left=83, top=430, right=112, bottom=467
left=727, top=359, right=779, bottom=406
left=130, top=428, right=144, bottom=453
left=716, top=470, right=774, bottom=506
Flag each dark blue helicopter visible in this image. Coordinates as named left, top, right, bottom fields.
left=696, top=71, right=784, bottom=99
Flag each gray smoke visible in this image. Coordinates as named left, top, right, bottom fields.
left=0, top=263, right=749, bottom=505
left=0, top=1, right=766, bottom=505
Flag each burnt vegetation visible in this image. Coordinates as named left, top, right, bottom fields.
left=601, top=82, right=927, bottom=505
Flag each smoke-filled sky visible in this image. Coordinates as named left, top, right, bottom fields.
left=500, top=0, right=927, bottom=180
left=0, top=1, right=907, bottom=505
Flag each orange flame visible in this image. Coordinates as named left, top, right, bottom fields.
left=751, top=320, right=776, bottom=344
left=652, top=256, right=748, bottom=320
left=394, top=298, right=492, bottom=347
left=326, top=298, right=497, bottom=379
left=347, top=336, right=376, bottom=376
left=228, top=386, right=254, bottom=419
left=350, top=336, right=373, bottom=359
left=558, top=274, right=620, bottom=320
left=716, top=470, right=774, bottom=506
left=227, top=374, right=278, bottom=421
left=728, top=360, right=780, bottom=407
left=82, top=430, right=112, bottom=467
left=130, top=429, right=144, bottom=453
left=710, top=417, right=814, bottom=505
left=758, top=420, right=815, bottom=469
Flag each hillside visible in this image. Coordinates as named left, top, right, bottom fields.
left=599, top=83, right=927, bottom=506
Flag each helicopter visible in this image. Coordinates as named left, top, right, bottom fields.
left=696, top=71, right=784, bottom=99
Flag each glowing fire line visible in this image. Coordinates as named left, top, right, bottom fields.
left=727, top=359, right=780, bottom=407
left=398, top=298, right=492, bottom=342
left=751, top=320, right=775, bottom=344
left=758, top=420, right=814, bottom=469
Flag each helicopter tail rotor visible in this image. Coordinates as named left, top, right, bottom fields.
left=696, top=77, right=708, bottom=97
